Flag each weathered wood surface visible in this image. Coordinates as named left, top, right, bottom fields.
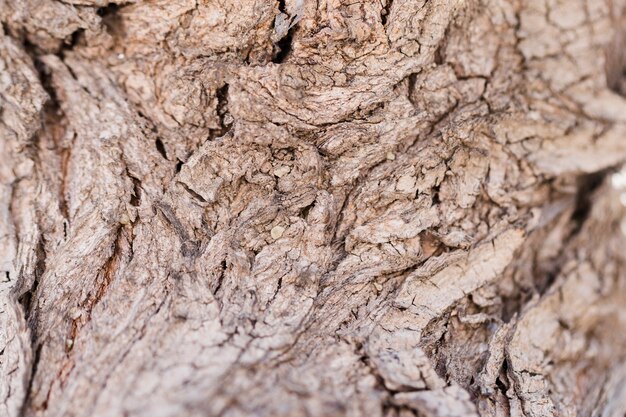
left=2, top=1, right=626, bottom=416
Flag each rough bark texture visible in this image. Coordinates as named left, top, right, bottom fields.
left=2, top=0, right=626, bottom=416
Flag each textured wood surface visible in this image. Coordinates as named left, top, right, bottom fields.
left=2, top=1, right=626, bottom=416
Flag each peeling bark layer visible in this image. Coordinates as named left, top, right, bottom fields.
left=2, top=1, right=626, bottom=416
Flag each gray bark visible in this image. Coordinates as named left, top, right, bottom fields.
left=2, top=1, right=626, bottom=416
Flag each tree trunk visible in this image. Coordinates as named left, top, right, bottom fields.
left=2, top=1, right=626, bottom=416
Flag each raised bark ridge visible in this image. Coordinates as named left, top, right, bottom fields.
left=2, top=1, right=626, bottom=416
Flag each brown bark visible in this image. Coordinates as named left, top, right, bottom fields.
left=2, top=1, right=626, bottom=416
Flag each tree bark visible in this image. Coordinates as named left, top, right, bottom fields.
left=2, top=0, right=626, bottom=416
